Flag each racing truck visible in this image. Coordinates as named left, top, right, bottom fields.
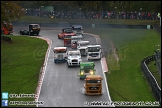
left=71, top=25, right=83, bottom=36
left=79, top=62, right=96, bottom=79
left=64, top=34, right=76, bottom=47
left=77, top=41, right=89, bottom=56
left=20, top=30, right=29, bottom=35
left=66, top=50, right=82, bottom=67
left=87, top=45, right=102, bottom=60
left=58, top=27, right=75, bottom=39
left=71, top=34, right=83, bottom=49
left=83, top=75, right=103, bottom=95
left=29, top=24, right=40, bottom=36
left=53, top=47, right=67, bottom=63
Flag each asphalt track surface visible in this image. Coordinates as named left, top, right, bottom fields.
left=13, top=27, right=113, bottom=107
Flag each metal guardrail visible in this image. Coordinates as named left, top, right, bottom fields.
left=154, top=50, right=161, bottom=76
left=141, top=55, right=161, bottom=103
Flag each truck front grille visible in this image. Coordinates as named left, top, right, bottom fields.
left=58, top=55, right=63, bottom=60
left=89, top=87, right=99, bottom=90
left=80, top=49, right=85, bottom=52
left=72, top=59, right=78, bottom=62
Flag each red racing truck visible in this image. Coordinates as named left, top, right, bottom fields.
left=58, top=27, right=75, bottom=39
left=64, top=34, right=75, bottom=47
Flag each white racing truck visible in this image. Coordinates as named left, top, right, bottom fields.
left=53, top=47, right=67, bottom=63
left=77, top=41, right=89, bottom=56
left=71, top=34, right=83, bottom=49
left=67, top=50, right=82, bottom=67
left=87, top=45, right=102, bottom=60
left=71, top=25, right=83, bottom=36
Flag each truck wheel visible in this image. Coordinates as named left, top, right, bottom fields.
left=29, top=32, right=32, bottom=36
left=67, top=62, right=70, bottom=67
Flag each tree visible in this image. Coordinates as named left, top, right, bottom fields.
left=1, top=1, right=25, bottom=23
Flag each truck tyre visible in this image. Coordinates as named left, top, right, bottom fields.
left=29, top=32, right=32, bottom=36
left=67, top=62, right=70, bottom=67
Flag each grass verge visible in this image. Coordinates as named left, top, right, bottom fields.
left=84, top=28, right=161, bottom=103
left=1, top=35, right=48, bottom=107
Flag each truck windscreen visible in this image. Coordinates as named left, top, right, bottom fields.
left=64, top=35, right=72, bottom=38
left=87, top=80, right=101, bottom=83
left=84, top=66, right=93, bottom=69
left=88, top=47, right=100, bottom=52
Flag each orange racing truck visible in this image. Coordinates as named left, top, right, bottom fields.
left=1, top=21, right=13, bottom=35
left=84, top=75, right=103, bottom=95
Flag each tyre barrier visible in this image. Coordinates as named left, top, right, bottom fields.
left=141, top=55, right=161, bottom=104
left=1, top=35, right=12, bottom=43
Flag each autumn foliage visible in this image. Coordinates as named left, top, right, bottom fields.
left=1, top=1, right=25, bottom=24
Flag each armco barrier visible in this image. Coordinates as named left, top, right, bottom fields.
left=141, top=55, right=161, bottom=103
left=154, top=50, right=161, bottom=76
left=12, top=22, right=153, bottom=29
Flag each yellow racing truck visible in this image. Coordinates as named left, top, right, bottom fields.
left=84, top=75, right=103, bottom=95
left=79, top=62, right=95, bottom=79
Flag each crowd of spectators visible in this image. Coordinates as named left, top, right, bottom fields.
left=25, top=8, right=160, bottom=20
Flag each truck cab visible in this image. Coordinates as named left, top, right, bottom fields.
left=71, top=25, right=83, bottom=36
left=71, top=34, right=83, bottom=49
left=84, top=75, right=103, bottom=95
left=29, top=24, right=40, bottom=36
left=58, top=27, right=75, bottom=39
left=64, top=34, right=75, bottom=47
left=53, top=47, right=67, bottom=63
left=77, top=41, right=89, bottom=56
left=67, top=50, right=82, bottom=67
left=87, top=45, right=102, bottom=60
left=79, top=62, right=95, bottom=79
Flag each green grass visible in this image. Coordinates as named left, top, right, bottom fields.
left=1, top=35, right=48, bottom=107
left=17, top=16, right=160, bottom=26
left=84, top=28, right=161, bottom=103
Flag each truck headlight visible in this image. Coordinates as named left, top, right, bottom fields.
left=80, top=70, right=84, bottom=75
left=90, top=70, right=94, bottom=75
